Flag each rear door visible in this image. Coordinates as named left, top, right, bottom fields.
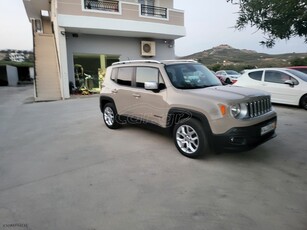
left=110, top=67, right=136, bottom=116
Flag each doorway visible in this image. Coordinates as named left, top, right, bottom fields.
left=72, top=54, right=119, bottom=95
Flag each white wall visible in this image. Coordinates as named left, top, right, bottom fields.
left=65, top=33, right=175, bottom=83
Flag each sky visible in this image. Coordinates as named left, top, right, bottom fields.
left=0, top=0, right=306, bottom=56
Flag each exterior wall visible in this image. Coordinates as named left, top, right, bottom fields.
left=65, top=33, right=175, bottom=83
left=6, top=65, right=18, bottom=86
left=57, top=0, right=183, bottom=26
left=52, top=0, right=70, bottom=99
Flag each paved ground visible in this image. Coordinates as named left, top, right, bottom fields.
left=0, top=86, right=306, bottom=230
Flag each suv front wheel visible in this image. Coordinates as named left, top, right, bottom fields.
left=173, top=118, right=209, bottom=158
left=103, top=103, right=121, bottom=129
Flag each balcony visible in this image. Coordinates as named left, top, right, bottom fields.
left=84, top=0, right=168, bottom=18
left=56, top=0, right=185, bottom=39
left=84, top=0, right=119, bottom=12
left=140, top=4, right=167, bottom=18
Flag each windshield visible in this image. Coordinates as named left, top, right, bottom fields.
left=285, top=69, right=307, bottom=82
left=225, top=70, right=240, bottom=75
left=165, top=63, right=222, bottom=89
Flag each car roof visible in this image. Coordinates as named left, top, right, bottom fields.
left=243, top=67, right=289, bottom=72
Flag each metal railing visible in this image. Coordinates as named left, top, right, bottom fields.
left=141, top=4, right=167, bottom=18
left=84, top=1, right=167, bottom=18
left=84, top=0, right=119, bottom=12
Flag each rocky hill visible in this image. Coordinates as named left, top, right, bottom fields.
left=180, top=44, right=307, bottom=69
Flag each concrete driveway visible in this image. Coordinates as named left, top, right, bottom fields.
left=0, top=86, right=306, bottom=230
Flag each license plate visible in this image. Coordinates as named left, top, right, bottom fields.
left=261, top=121, right=276, bottom=136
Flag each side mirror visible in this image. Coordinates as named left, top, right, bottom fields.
left=144, top=81, right=159, bottom=90
left=284, top=80, right=294, bottom=87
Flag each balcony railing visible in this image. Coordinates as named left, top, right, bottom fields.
left=141, top=4, right=167, bottom=18
left=84, top=1, right=167, bottom=18
left=84, top=0, right=119, bottom=12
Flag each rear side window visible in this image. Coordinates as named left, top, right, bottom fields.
left=248, top=71, right=263, bottom=81
left=110, top=68, right=118, bottom=81
left=117, top=67, right=133, bottom=86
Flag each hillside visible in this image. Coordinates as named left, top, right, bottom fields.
left=180, top=44, right=307, bottom=70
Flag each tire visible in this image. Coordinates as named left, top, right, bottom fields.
left=173, top=118, right=209, bottom=158
left=300, top=95, right=307, bottom=110
left=225, top=78, right=232, bottom=84
left=103, top=103, right=121, bottom=129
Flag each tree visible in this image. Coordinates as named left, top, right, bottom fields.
left=290, top=57, right=307, bottom=65
left=227, top=0, right=307, bottom=47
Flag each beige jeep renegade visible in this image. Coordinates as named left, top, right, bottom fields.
left=100, top=60, right=277, bottom=158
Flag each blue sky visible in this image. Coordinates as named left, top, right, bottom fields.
left=0, top=0, right=306, bottom=56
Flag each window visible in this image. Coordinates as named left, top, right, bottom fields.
left=110, top=68, right=118, bottom=81
left=165, top=63, right=221, bottom=89
left=139, top=0, right=155, bottom=16
left=136, top=67, right=164, bottom=88
left=138, top=0, right=154, bottom=6
left=248, top=71, right=263, bottom=81
left=265, top=71, right=292, bottom=84
left=117, top=67, right=133, bottom=86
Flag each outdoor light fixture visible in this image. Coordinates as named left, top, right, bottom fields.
left=164, top=40, right=174, bottom=48
left=41, top=10, right=49, bottom=17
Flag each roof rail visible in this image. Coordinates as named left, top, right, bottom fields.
left=112, top=60, right=161, bottom=65
left=161, top=59, right=198, bottom=63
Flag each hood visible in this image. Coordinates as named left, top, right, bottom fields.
left=184, top=85, right=269, bottom=101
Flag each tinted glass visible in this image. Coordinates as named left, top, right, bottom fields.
left=225, top=70, right=240, bottom=75
left=136, top=67, right=159, bottom=88
left=264, top=70, right=297, bottom=84
left=248, top=71, right=263, bottom=81
left=290, top=68, right=307, bottom=75
left=165, top=63, right=221, bottom=89
left=285, top=69, right=307, bottom=82
left=117, top=67, right=133, bottom=86
left=111, top=68, right=118, bottom=81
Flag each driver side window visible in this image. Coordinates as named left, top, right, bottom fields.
left=135, top=67, right=165, bottom=89
left=264, top=71, right=298, bottom=85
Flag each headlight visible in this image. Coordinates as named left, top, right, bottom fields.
left=230, top=103, right=248, bottom=119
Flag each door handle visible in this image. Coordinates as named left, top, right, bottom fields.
left=111, top=89, right=118, bottom=93
left=132, top=93, right=141, bottom=98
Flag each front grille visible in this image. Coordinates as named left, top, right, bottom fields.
left=247, top=96, right=272, bottom=118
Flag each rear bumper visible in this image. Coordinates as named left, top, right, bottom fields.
left=212, top=117, right=277, bottom=152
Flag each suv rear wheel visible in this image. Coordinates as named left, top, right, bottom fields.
left=103, top=103, right=121, bottom=129
left=173, top=118, right=209, bottom=158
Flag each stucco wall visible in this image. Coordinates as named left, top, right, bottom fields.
left=65, top=33, right=175, bottom=83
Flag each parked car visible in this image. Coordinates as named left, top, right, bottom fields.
left=215, top=70, right=241, bottom=84
left=287, top=66, right=307, bottom=74
left=234, top=68, right=307, bottom=110
left=100, top=60, right=277, bottom=158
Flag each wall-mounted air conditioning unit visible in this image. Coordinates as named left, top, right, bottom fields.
left=141, top=41, right=156, bottom=57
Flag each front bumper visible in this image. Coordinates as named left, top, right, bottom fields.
left=212, top=117, right=277, bottom=152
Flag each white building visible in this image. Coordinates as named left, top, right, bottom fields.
left=23, top=0, right=186, bottom=101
